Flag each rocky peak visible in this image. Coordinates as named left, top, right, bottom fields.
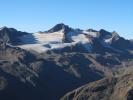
left=47, top=23, right=72, bottom=33
left=99, top=29, right=112, bottom=39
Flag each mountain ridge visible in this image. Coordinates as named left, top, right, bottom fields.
left=0, top=24, right=132, bottom=54
left=0, top=24, right=133, bottom=100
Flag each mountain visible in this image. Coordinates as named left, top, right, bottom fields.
left=0, top=24, right=133, bottom=100
left=1, top=23, right=129, bottom=54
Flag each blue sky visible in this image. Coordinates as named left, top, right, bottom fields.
left=0, top=0, right=132, bottom=39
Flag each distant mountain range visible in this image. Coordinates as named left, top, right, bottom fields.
left=0, top=24, right=133, bottom=100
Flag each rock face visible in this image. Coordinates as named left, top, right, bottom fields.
left=61, top=63, right=133, bottom=100
left=0, top=27, right=28, bottom=45
left=0, top=24, right=133, bottom=100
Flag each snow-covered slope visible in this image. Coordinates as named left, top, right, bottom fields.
left=18, top=28, right=92, bottom=53
left=34, top=30, right=64, bottom=44
left=18, top=29, right=64, bottom=53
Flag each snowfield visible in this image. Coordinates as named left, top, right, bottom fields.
left=18, top=29, right=93, bottom=53
left=33, top=30, right=64, bottom=43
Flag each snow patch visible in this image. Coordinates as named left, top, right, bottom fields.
left=83, top=30, right=98, bottom=37
left=104, top=38, right=113, bottom=44
left=18, top=44, right=50, bottom=53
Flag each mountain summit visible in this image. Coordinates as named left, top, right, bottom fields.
left=46, top=23, right=72, bottom=33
